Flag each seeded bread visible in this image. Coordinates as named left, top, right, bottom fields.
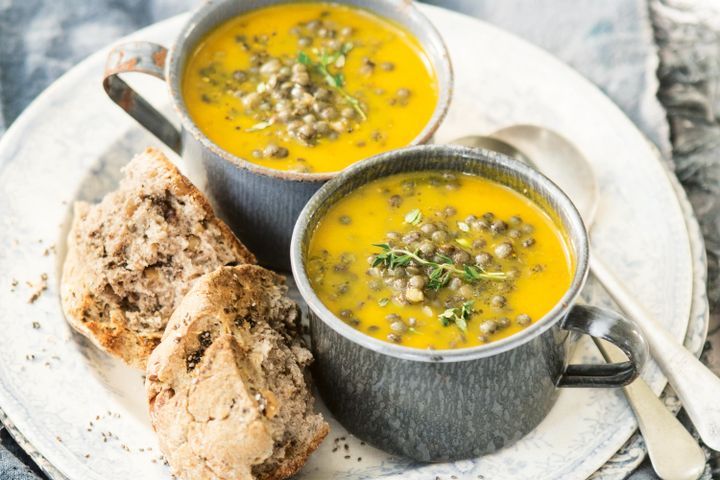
left=61, top=148, right=255, bottom=369
left=146, top=265, right=328, bottom=480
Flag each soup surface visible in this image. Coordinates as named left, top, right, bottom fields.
left=182, top=2, right=439, bottom=173
left=307, top=171, right=574, bottom=349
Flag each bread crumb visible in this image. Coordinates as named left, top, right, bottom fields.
left=27, top=274, right=48, bottom=303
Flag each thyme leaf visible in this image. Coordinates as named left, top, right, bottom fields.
left=439, top=301, right=474, bottom=332
left=371, top=244, right=507, bottom=286
left=298, top=50, right=367, bottom=120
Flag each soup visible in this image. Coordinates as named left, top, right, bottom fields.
left=182, top=2, right=439, bottom=173
left=307, top=171, right=574, bottom=349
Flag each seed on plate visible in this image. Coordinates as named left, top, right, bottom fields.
left=386, top=231, right=400, bottom=241
left=517, top=314, right=532, bottom=326
left=381, top=62, right=395, bottom=71
left=521, top=224, right=535, bottom=234
left=490, top=295, right=506, bottom=308
left=448, top=277, right=462, bottom=290
left=482, top=212, right=495, bottom=221
left=497, top=317, right=510, bottom=328
left=509, top=215, right=522, bottom=226
left=396, top=88, right=411, bottom=99
left=339, top=215, right=352, bottom=225
left=232, top=70, right=247, bottom=82
left=522, top=237, right=536, bottom=248
left=508, top=229, right=521, bottom=239
left=298, top=36, right=313, bottom=47
left=494, top=242, right=513, bottom=258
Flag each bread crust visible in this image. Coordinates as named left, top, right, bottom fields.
left=61, top=148, right=255, bottom=369
left=146, top=265, right=328, bottom=480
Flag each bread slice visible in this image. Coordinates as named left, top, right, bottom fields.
left=146, top=265, right=328, bottom=480
left=61, top=148, right=255, bottom=369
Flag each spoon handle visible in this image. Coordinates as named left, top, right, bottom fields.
left=590, top=254, right=720, bottom=451
left=594, top=339, right=706, bottom=480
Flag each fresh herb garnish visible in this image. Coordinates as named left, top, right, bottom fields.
left=371, top=244, right=506, bottom=288
left=439, top=301, right=474, bottom=332
left=404, top=208, right=423, bottom=225
left=298, top=48, right=367, bottom=120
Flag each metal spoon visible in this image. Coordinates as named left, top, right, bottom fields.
left=452, top=128, right=706, bottom=480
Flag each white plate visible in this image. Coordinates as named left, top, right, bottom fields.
left=0, top=5, right=708, bottom=480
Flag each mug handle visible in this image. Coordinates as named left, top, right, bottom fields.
left=557, top=304, right=649, bottom=388
left=103, top=42, right=181, bottom=153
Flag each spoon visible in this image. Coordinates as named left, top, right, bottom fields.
left=452, top=128, right=707, bottom=479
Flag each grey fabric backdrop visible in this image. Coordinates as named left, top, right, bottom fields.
left=0, top=0, right=718, bottom=478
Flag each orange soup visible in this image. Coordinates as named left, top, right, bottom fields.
left=307, top=171, right=574, bottom=349
left=182, top=2, right=439, bottom=173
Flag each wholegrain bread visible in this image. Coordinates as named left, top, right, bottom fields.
left=146, top=265, right=328, bottom=480
left=61, top=148, right=254, bottom=369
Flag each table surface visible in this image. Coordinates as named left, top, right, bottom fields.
left=0, top=0, right=718, bottom=479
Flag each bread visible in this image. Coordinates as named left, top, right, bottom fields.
left=146, top=265, right=328, bottom=480
left=61, top=148, right=255, bottom=369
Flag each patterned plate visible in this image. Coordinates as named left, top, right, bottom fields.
left=0, top=5, right=708, bottom=480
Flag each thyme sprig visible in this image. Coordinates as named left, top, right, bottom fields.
left=298, top=45, right=367, bottom=121
left=439, top=301, right=475, bottom=332
left=371, top=243, right=507, bottom=291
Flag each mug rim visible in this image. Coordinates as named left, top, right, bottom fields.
left=164, top=0, right=454, bottom=182
left=290, top=144, right=590, bottom=362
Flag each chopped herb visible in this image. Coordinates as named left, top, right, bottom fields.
left=439, top=301, right=474, bottom=332
left=371, top=244, right=507, bottom=289
left=298, top=49, right=367, bottom=120
left=404, top=208, right=422, bottom=225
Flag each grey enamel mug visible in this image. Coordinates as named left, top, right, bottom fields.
left=102, top=0, right=452, bottom=270
left=290, top=145, right=649, bottom=462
